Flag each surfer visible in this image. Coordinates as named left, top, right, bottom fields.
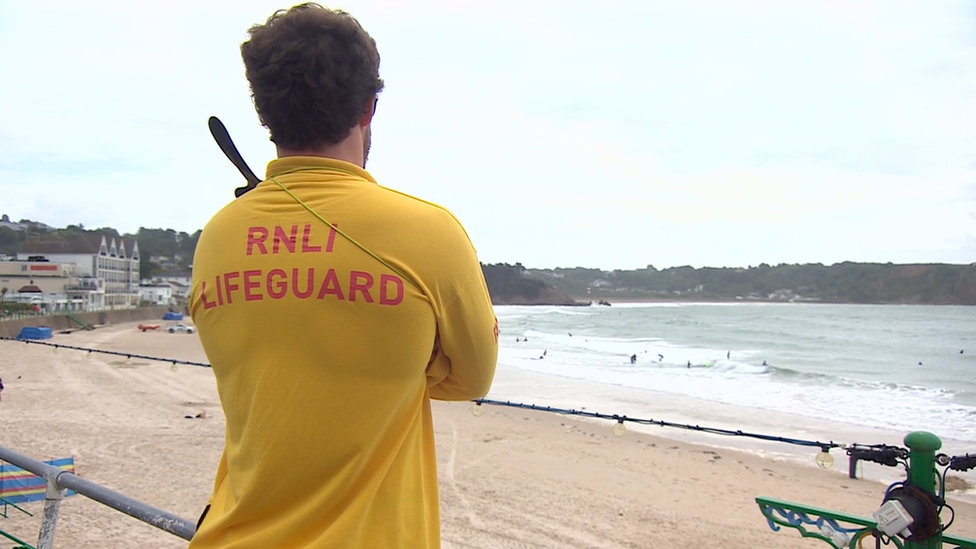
left=762, top=360, right=767, bottom=366
left=686, top=360, right=691, bottom=369
left=657, top=353, right=664, bottom=362
left=630, top=354, right=637, bottom=364
left=726, top=350, right=730, bottom=360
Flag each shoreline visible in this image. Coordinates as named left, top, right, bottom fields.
left=0, top=322, right=973, bottom=548
left=500, top=297, right=976, bottom=306
left=485, top=359, right=976, bottom=504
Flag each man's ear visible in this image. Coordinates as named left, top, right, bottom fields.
left=358, top=94, right=377, bottom=127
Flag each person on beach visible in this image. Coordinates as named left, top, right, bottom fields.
left=0, top=376, right=4, bottom=401
left=188, top=5, right=498, bottom=548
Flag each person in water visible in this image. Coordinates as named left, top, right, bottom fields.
left=630, top=354, right=637, bottom=364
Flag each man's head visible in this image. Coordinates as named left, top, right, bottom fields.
left=242, top=3, right=384, bottom=155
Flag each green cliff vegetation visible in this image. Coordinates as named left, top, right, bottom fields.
left=526, top=263, right=976, bottom=305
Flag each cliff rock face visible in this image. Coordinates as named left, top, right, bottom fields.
left=482, top=262, right=582, bottom=306
left=490, top=285, right=581, bottom=306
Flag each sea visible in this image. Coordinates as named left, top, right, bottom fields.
left=488, top=302, right=976, bottom=491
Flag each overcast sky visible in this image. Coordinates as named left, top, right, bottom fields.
left=1, top=1, right=974, bottom=270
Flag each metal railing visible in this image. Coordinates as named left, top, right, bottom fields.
left=758, top=432, right=976, bottom=549
left=0, top=445, right=194, bottom=548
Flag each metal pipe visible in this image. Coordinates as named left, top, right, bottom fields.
left=0, top=445, right=195, bottom=541
left=903, top=431, right=942, bottom=549
left=36, top=480, right=64, bottom=549
left=55, top=472, right=195, bottom=539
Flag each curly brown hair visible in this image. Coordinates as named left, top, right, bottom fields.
left=241, top=3, right=384, bottom=149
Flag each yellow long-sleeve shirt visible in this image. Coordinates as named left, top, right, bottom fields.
left=188, top=156, right=497, bottom=548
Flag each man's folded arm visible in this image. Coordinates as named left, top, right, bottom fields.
left=426, top=280, right=498, bottom=401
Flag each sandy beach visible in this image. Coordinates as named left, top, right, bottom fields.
left=0, top=322, right=973, bottom=548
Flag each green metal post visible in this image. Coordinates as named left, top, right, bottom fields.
left=903, top=431, right=941, bottom=549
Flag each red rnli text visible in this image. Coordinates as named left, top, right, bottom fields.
left=247, top=224, right=338, bottom=256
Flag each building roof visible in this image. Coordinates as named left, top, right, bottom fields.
left=0, top=221, right=27, bottom=232
left=17, top=285, right=43, bottom=293
left=24, top=231, right=139, bottom=257
left=155, top=269, right=193, bottom=278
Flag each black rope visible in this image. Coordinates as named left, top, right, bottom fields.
left=473, top=398, right=841, bottom=451
left=0, top=336, right=211, bottom=368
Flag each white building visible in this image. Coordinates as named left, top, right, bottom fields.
left=144, top=270, right=192, bottom=301
left=138, top=285, right=174, bottom=306
left=18, top=232, right=140, bottom=310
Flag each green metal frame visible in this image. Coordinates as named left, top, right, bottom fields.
left=0, top=526, right=34, bottom=549
left=757, top=497, right=976, bottom=549
left=0, top=497, right=32, bottom=519
left=757, top=431, right=976, bottom=549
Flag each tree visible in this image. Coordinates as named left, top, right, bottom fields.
left=0, top=287, right=7, bottom=304
left=0, top=226, right=22, bottom=255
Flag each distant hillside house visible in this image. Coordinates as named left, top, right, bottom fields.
left=144, top=270, right=192, bottom=299
left=149, top=270, right=192, bottom=286
left=18, top=232, right=140, bottom=310
left=0, top=220, right=27, bottom=232
left=138, top=284, right=174, bottom=306
left=0, top=220, right=55, bottom=233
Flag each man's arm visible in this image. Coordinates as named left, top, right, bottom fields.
left=425, top=266, right=498, bottom=401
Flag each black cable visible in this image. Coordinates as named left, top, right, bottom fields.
left=0, top=336, right=211, bottom=368
left=475, top=398, right=842, bottom=450
left=942, top=502, right=954, bottom=531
